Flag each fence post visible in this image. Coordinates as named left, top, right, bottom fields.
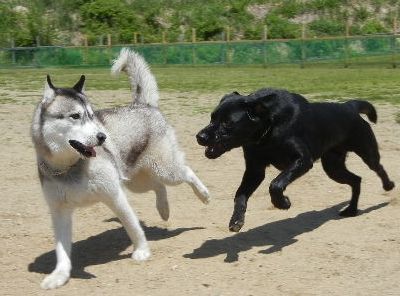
left=192, top=28, right=196, bottom=65
left=162, top=31, right=167, bottom=65
left=83, top=35, right=88, bottom=65
left=300, top=23, right=306, bottom=68
left=34, top=36, right=40, bottom=67
left=392, top=17, right=397, bottom=68
left=263, top=25, right=268, bottom=68
left=10, top=38, right=16, bottom=65
left=226, top=26, right=232, bottom=66
left=344, top=20, right=350, bottom=68
left=107, top=34, right=112, bottom=65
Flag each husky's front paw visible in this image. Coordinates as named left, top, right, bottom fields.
left=41, top=270, right=70, bottom=289
left=132, top=248, right=151, bottom=261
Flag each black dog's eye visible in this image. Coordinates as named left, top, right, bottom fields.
left=221, top=121, right=233, bottom=129
left=70, top=113, right=81, bottom=120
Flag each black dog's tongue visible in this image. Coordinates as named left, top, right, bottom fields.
left=69, top=140, right=96, bottom=157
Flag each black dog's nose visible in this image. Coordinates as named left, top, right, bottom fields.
left=196, top=132, right=209, bottom=146
left=97, top=132, right=107, bottom=145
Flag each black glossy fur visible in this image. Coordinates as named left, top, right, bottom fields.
left=196, top=88, right=395, bottom=232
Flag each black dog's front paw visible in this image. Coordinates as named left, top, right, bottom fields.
left=229, top=212, right=245, bottom=232
left=339, top=206, right=358, bottom=217
left=271, top=195, right=291, bottom=210
left=383, top=181, right=395, bottom=191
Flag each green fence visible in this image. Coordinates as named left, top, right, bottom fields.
left=0, top=34, right=399, bottom=68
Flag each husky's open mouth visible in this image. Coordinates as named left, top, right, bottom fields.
left=69, top=140, right=96, bottom=158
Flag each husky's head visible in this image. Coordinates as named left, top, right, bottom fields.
left=32, top=75, right=107, bottom=165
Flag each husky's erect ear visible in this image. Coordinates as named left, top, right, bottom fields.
left=73, top=75, right=85, bottom=93
left=46, top=75, right=55, bottom=89
left=42, top=75, right=56, bottom=105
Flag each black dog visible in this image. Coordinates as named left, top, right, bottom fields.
left=196, top=88, right=395, bottom=232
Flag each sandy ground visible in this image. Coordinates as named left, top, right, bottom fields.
left=1, top=90, right=400, bottom=296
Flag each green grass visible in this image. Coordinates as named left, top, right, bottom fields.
left=0, top=65, right=399, bottom=104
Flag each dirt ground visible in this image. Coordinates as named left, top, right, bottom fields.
left=1, top=90, right=399, bottom=296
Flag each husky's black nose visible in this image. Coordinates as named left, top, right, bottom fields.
left=97, top=132, right=107, bottom=145
left=196, top=132, right=209, bottom=146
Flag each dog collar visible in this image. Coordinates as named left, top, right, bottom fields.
left=39, top=160, right=71, bottom=176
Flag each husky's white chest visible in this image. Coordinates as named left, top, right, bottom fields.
left=40, top=159, right=120, bottom=208
left=42, top=176, right=102, bottom=208
left=42, top=153, right=120, bottom=208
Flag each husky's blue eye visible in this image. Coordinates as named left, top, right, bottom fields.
left=70, top=113, right=81, bottom=120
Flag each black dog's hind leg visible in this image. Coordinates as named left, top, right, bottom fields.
left=321, top=151, right=361, bottom=217
left=269, top=140, right=313, bottom=210
left=229, top=163, right=266, bottom=232
left=353, top=130, right=395, bottom=192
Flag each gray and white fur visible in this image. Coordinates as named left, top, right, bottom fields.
left=31, top=48, right=210, bottom=289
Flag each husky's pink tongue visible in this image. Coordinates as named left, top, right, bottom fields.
left=69, top=140, right=97, bottom=158
left=88, top=146, right=96, bottom=157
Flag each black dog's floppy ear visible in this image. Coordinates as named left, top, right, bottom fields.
left=73, top=75, right=86, bottom=93
left=245, top=94, right=276, bottom=122
left=220, top=91, right=241, bottom=104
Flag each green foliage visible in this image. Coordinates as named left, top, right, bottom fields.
left=80, top=0, right=139, bottom=42
left=309, top=19, right=345, bottom=36
left=361, top=20, right=388, bottom=34
left=277, top=1, right=305, bottom=18
left=354, top=7, right=371, bottom=22
left=265, top=14, right=300, bottom=39
left=0, top=0, right=399, bottom=47
left=187, top=3, right=227, bottom=41
left=309, top=0, right=345, bottom=11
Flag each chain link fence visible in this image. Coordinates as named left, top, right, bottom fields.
left=0, top=34, right=398, bottom=68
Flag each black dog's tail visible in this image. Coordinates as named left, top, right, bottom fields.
left=346, top=100, right=377, bottom=123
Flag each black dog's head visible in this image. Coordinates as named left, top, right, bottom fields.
left=196, top=91, right=275, bottom=159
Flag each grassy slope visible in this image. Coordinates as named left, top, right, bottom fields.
left=1, top=66, right=399, bottom=102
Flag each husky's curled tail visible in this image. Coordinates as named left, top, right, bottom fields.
left=111, top=48, right=159, bottom=107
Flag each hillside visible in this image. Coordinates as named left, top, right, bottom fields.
left=0, top=0, right=399, bottom=47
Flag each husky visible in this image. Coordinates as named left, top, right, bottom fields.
left=31, top=48, right=210, bottom=289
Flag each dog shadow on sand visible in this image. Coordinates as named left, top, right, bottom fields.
left=28, top=221, right=204, bottom=279
left=184, top=201, right=389, bottom=263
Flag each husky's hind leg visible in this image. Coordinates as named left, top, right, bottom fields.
left=182, top=165, right=210, bottom=204
left=146, top=129, right=210, bottom=204
left=154, top=182, right=170, bottom=221
left=152, top=164, right=210, bottom=205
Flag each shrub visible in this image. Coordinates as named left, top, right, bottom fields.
left=309, top=19, right=345, bottom=36
left=265, top=14, right=300, bottom=39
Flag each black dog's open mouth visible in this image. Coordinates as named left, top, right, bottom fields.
left=205, top=143, right=227, bottom=159
left=69, top=140, right=96, bottom=158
